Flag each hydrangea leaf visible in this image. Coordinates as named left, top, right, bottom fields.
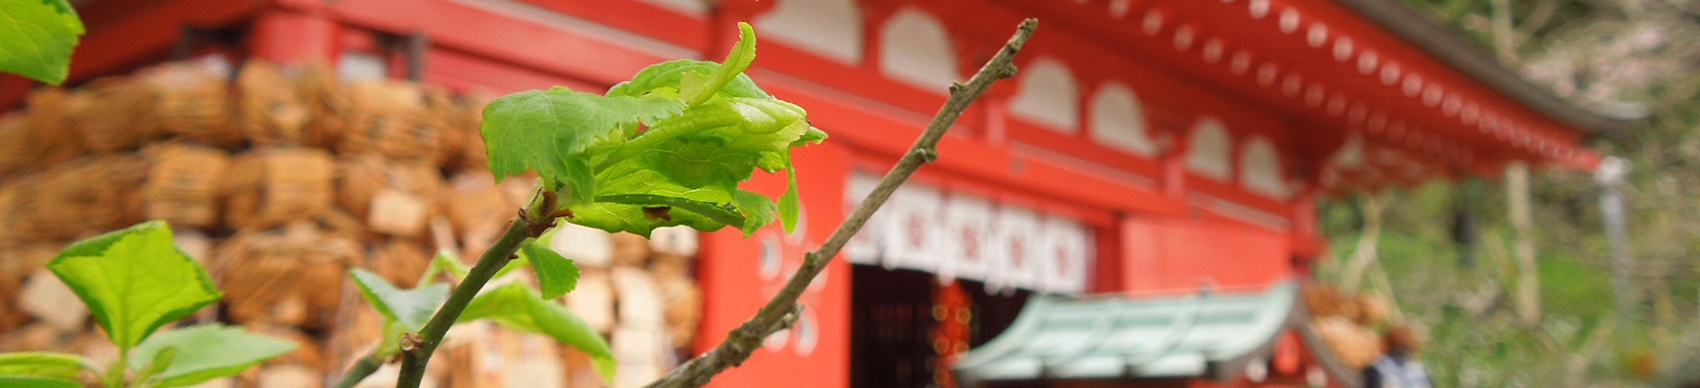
left=46, top=221, right=221, bottom=351
left=349, top=268, right=449, bottom=332
left=460, top=283, right=614, bottom=384
left=128, top=324, right=297, bottom=388
left=0, top=0, right=84, bottom=84
left=481, top=87, right=683, bottom=204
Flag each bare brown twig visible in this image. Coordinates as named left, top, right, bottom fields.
left=642, top=18, right=1039, bottom=388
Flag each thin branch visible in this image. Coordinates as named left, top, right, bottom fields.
left=642, top=18, right=1039, bottom=388
left=393, top=201, right=552, bottom=388
left=333, top=353, right=385, bottom=388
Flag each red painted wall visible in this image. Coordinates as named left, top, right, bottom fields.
left=696, top=142, right=854, bottom=388
left=1121, top=216, right=1293, bottom=294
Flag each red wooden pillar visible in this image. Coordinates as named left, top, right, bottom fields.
left=250, top=4, right=339, bottom=66
left=1159, top=122, right=1192, bottom=202
left=1287, top=188, right=1322, bottom=276
left=0, top=76, right=30, bottom=112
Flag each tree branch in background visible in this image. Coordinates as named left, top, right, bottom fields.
left=641, top=18, right=1039, bottom=388
left=1506, top=161, right=1542, bottom=326
left=1341, top=194, right=1386, bottom=293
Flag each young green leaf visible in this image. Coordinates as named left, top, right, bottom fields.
left=46, top=221, right=222, bottom=350
left=778, top=162, right=802, bottom=233
left=481, top=87, right=683, bottom=204
left=0, top=352, right=88, bottom=381
left=460, top=283, right=615, bottom=384
left=350, top=269, right=450, bottom=332
left=607, top=97, right=809, bottom=163
left=128, top=324, right=297, bottom=388
left=606, top=60, right=770, bottom=101
left=734, top=189, right=780, bottom=236
left=680, top=22, right=758, bottom=107
left=519, top=241, right=580, bottom=299
left=0, top=0, right=84, bottom=84
left=0, top=376, right=81, bottom=388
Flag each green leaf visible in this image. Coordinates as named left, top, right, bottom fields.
left=128, top=324, right=297, bottom=388
left=0, top=376, right=81, bottom=388
left=0, top=352, right=87, bottom=381
left=0, top=0, right=84, bottom=84
left=607, top=60, right=770, bottom=101
left=569, top=140, right=754, bottom=236
left=461, top=283, right=615, bottom=384
left=481, top=87, right=683, bottom=204
left=569, top=98, right=812, bottom=236
left=734, top=189, right=779, bottom=237
left=595, top=194, right=745, bottom=227
left=489, top=23, right=826, bottom=238
left=46, top=221, right=222, bottom=350
left=681, top=22, right=757, bottom=107
left=520, top=241, right=580, bottom=299
left=778, top=158, right=802, bottom=234
left=350, top=268, right=449, bottom=332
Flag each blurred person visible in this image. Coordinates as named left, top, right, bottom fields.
left=1363, top=324, right=1433, bottom=388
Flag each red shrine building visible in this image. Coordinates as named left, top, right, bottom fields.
left=0, top=0, right=1628, bottom=387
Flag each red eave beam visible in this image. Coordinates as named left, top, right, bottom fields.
left=1, top=0, right=264, bottom=110
left=302, top=0, right=695, bottom=89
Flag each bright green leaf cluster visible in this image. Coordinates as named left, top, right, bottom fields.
left=481, top=22, right=826, bottom=237
left=0, top=222, right=298, bottom=387
left=0, top=0, right=85, bottom=84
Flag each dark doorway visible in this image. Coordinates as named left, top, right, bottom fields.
left=850, top=266, right=1031, bottom=388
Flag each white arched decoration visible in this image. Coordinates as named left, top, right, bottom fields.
left=754, top=0, right=862, bottom=64
left=1009, top=57, right=1081, bottom=132
left=1187, top=118, right=1233, bottom=180
left=878, top=8, right=958, bottom=91
left=1240, top=136, right=1290, bottom=199
left=1088, top=82, right=1158, bottom=156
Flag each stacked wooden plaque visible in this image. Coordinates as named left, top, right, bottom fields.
left=0, top=60, right=704, bottom=388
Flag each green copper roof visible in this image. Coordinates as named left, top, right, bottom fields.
left=954, top=280, right=1300, bottom=386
